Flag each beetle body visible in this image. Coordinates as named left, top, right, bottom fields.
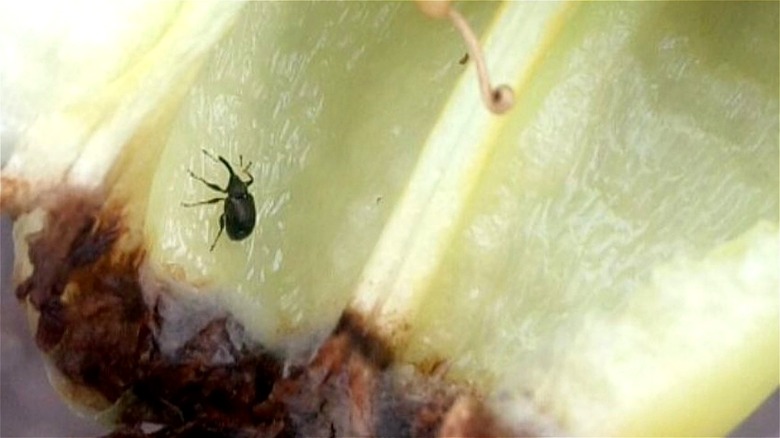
left=182, top=151, right=256, bottom=251
left=224, top=192, right=256, bottom=241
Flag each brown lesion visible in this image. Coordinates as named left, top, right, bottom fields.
left=0, top=176, right=39, bottom=218
left=12, top=192, right=517, bottom=437
left=15, top=192, right=127, bottom=351
left=14, top=191, right=147, bottom=407
left=269, top=311, right=460, bottom=438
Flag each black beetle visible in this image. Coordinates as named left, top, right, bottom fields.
left=182, top=149, right=256, bottom=251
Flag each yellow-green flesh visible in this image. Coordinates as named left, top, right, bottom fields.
left=146, top=2, right=499, bottom=347
left=143, top=2, right=779, bottom=436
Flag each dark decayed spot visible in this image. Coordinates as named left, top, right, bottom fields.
left=15, top=192, right=516, bottom=437
left=333, top=311, right=393, bottom=370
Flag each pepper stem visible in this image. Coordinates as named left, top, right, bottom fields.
left=446, top=7, right=514, bottom=114
left=416, top=0, right=514, bottom=114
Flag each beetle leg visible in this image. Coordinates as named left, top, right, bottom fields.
left=188, top=170, right=226, bottom=193
left=181, top=197, right=224, bottom=207
left=209, top=214, right=226, bottom=252
left=201, top=148, right=221, bottom=163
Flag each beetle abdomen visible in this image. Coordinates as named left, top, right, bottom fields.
left=224, top=195, right=256, bottom=240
